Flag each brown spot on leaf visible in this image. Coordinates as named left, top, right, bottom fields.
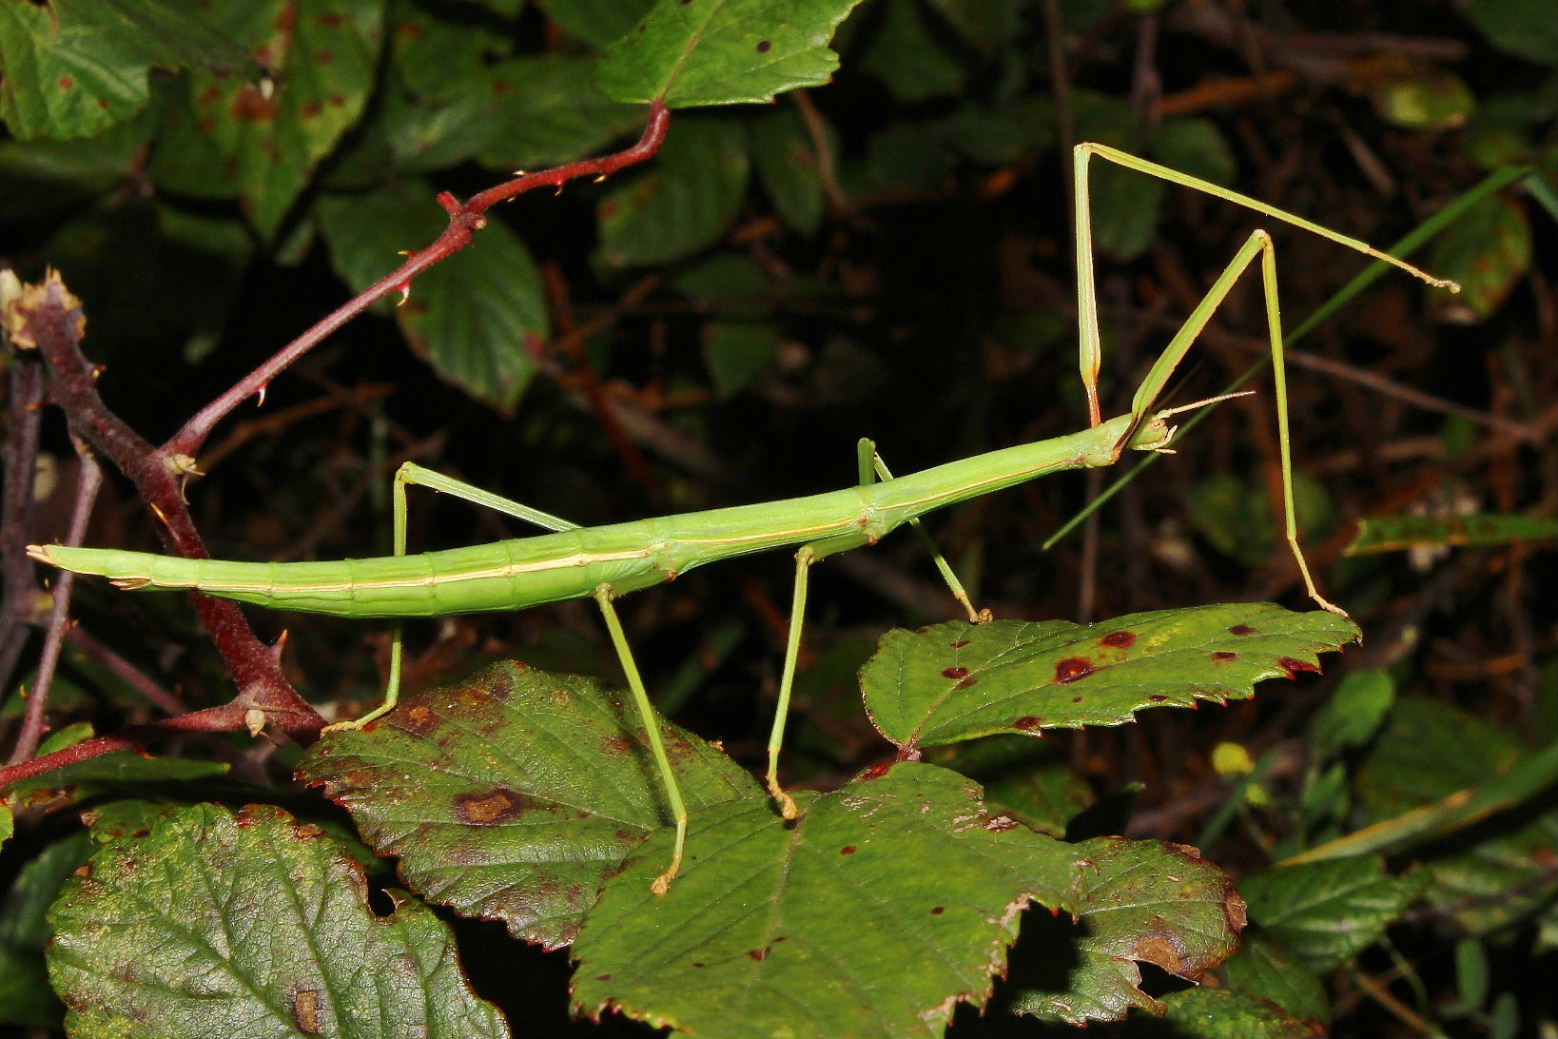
left=315, top=49, right=333, bottom=65
left=1227, top=624, right=1255, bottom=636
left=1147, top=694, right=1168, bottom=702
left=757, top=39, right=772, bottom=52
left=400, top=704, right=438, bottom=737
left=292, top=989, right=321, bottom=1036
left=860, top=763, right=891, bottom=780
left=942, top=666, right=969, bottom=679
left=317, top=11, right=345, bottom=27
left=301, top=99, right=323, bottom=119
left=1013, top=716, right=1041, bottom=730
left=454, top=787, right=524, bottom=825
left=603, top=734, right=634, bottom=755
left=1213, top=651, right=1237, bottom=660
left=276, top=3, right=297, bottom=32
left=1130, top=930, right=1189, bottom=975
left=950, top=639, right=970, bottom=648
left=930, top=906, right=945, bottom=915
left=58, top=76, right=74, bottom=90
left=230, top=86, right=278, bottom=123
left=840, top=845, right=857, bottom=855
left=1101, top=630, right=1136, bottom=648
left=956, top=676, right=978, bottom=689
left=1054, top=657, right=1094, bottom=683
left=747, top=947, right=769, bottom=961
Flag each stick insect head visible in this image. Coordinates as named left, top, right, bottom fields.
left=1119, top=390, right=1259, bottom=456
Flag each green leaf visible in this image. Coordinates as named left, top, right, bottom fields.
left=1151, top=986, right=1323, bottom=1038
left=1345, top=511, right=1558, bottom=555
left=702, top=320, right=780, bottom=395
left=1374, top=72, right=1478, bottom=131
left=536, top=0, right=655, bottom=49
left=1212, top=930, right=1331, bottom=1027
left=173, top=0, right=384, bottom=237
left=596, top=0, right=867, bottom=108
left=750, top=105, right=828, bottom=235
left=0, top=833, right=91, bottom=1029
left=1308, top=668, right=1395, bottom=762
left=934, top=735, right=1095, bottom=837
left=46, top=803, right=508, bottom=1039
left=1428, top=194, right=1533, bottom=322
left=1464, top=0, right=1558, bottom=65
left=596, top=116, right=750, bottom=268
left=860, top=604, right=1359, bottom=753
left=1354, top=698, right=1558, bottom=934
left=298, top=661, right=759, bottom=950
left=572, top=762, right=1079, bottom=1037
left=317, top=180, right=550, bottom=411
left=5, top=746, right=229, bottom=804
left=1011, top=837, right=1246, bottom=1024
left=1240, top=856, right=1428, bottom=970
left=0, top=0, right=248, bottom=139
left=475, top=56, right=649, bottom=172
left=857, top=0, right=965, bottom=102
left=1152, top=117, right=1236, bottom=186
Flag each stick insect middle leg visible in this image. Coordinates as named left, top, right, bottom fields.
left=762, top=439, right=991, bottom=817
left=326, top=461, right=692, bottom=893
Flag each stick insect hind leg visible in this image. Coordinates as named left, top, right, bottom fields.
left=322, top=461, right=692, bottom=894
left=1070, top=143, right=1459, bottom=615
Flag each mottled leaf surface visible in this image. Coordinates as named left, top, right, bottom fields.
left=1011, top=837, right=1246, bottom=1025
left=862, top=604, right=1359, bottom=753
left=168, top=0, right=383, bottom=236
left=597, top=0, right=866, bottom=108
left=1152, top=986, right=1325, bottom=1038
left=46, top=804, right=507, bottom=1039
left=572, top=762, right=1078, bottom=1037
left=298, top=662, right=759, bottom=949
left=0, top=0, right=247, bottom=139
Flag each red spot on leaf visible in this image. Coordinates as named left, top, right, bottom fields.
left=1213, top=651, right=1237, bottom=660
left=276, top=3, right=297, bottom=32
left=1054, top=657, right=1094, bottom=683
left=329, top=93, right=347, bottom=108
left=950, top=639, right=970, bottom=648
left=302, top=100, right=323, bottom=119
left=860, top=763, right=891, bottom=780
left=747, top=948, right=769, bottom=961
left=95, top=98, right=108, bottom=109
left=942, top=666, right=969, bottom=680
left=230, top=86, right=278, bottom=123
left=1101, top=630, right=1136, bottom=648
left=840, top=845, right=857, bottom=855
left=1277, top=656, right=1320, bottom=678
left=1227, top=624, right=1255, bottom=636
left=757, top=39, right=772, bottom=53
left=956, top=677, right=978, bottom=690
left=930, top=906, right=945, bottom=915
left=1147, top=694, right=1168, bottom=702
left=1013, top=716, right=1041, bottom=730
left=58, top=76, right=74, bottom=91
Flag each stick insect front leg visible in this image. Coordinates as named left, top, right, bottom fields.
left=327, top=461, right=691, bottom=894
left=1072, top=144, right=1459, bottom=615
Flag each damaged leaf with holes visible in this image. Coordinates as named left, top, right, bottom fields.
left=45, top=803, right=508, bottom=1039
left=297, top=661, right=759, bottom=949
left=861, top=603, right=1359, bottom=753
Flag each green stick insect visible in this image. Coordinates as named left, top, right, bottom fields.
left=29, top=145, right=1457, bottom=893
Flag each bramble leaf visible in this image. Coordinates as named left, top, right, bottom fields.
left=597, top=0, right=866, bottom=108
left=299, top=662, right=759, bottom=949
left=573, top=762, right=1078, bottom=1037
left=862, top=604, right=1359, bottom=753
left=46, top=804, right=507, bottom=1039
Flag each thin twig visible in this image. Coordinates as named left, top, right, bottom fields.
left=7, top=436, right=101, bottom=763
